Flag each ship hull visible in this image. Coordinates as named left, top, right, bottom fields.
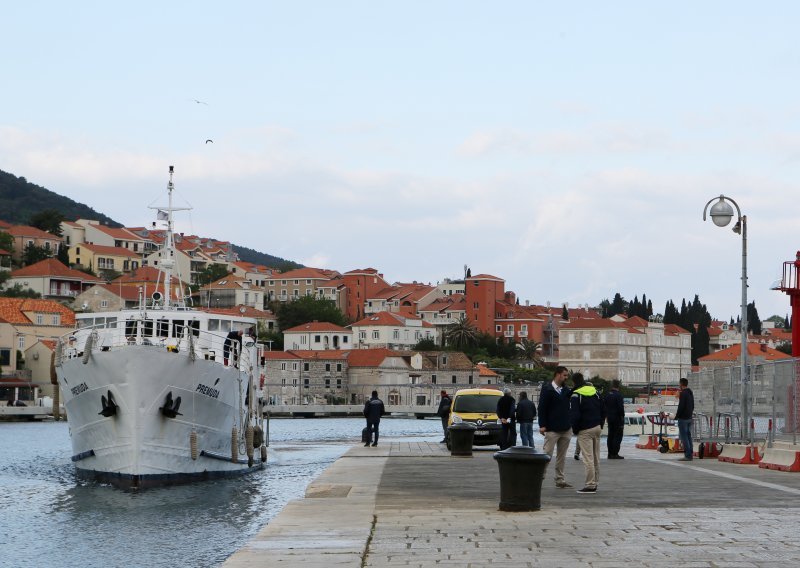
left=58, top=345, right=262, bottom=489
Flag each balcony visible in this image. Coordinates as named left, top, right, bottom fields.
left=518, top=331, right=528, bottom=338
left=503, top=331, right=514, bottom=338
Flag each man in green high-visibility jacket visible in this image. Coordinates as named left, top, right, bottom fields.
left=569, top=373, right=605, bottom=494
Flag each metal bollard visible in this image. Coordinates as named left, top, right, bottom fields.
left=493, top=446, right=551, bottom=512
left=448, top=423, right=477, bottom=457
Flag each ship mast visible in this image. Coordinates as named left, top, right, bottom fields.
left=149, top=166, right=191, bottom=309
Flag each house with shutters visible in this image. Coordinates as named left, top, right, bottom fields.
left=283, top=321, right=353, bottom=351
left=5, top=258, right=101, bottom=300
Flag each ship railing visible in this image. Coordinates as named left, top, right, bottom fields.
left=57, top=321, right=258, bottom=372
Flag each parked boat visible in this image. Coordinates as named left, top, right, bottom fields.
left=55, top=167, right=267, bottom=489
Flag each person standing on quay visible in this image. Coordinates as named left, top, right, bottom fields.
left=539, top=366, right=573, bottom=488
left=675, top=377, right=695, bottom=461
left=515, top=391, right=537, bottom=448
left=363, top=390, right=385, bottom=447
left=570, top=373, right=605, bottom=494
left=604, top=379, right=625, bottom=459
left=497, top=388, right=517, bottom=449
left=437, top=390, right=452, bottom=443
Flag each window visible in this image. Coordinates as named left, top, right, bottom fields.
left=293, top=289, right=299, bottom=298
left=442, top=356, right=447, bottom=365
left=36, top=314, right=44, bottom=325
left=452, top=375, right=457, bottom=384
left=304, top=362, right=309, bottom=371
left=314, top=335, right=321, bottom=343
left=292, top=362, right=298, bottom=371
left=99, top=299, right=108, bottom=309
left=281, top=363, right=287, bottom=370
left=300, top=335, right=307, bottom=344
left=157, top=319, right=169, bottom=337
left=392, top=329, right=399, bottom=340
left=281, top=378, right=286, bottom=386
left=303, top=378, right=309, bottom=388
left=281, top=280, right=287, bottom=285
left=325, top=379, right=330, bottom=388
left=294, top=280, right=299, bottom=285
left=372, top=330, right=379, bottom=339
left=306, top=279, right=312, bottom=285
left=293, top=379, right=297, bottom=386
left=336, top=363, right=342, bottom=372
left=359, top=331, right=366, bottom=340
left=496, top=325, right=501, bottom=332
left=431, top=374, right=437, bottom=384
left=468, top=375, right=474, bottom=384
left=18, top=336, right=25, bottom=350
left=269, top=281, right=274, bottom=286
left=343, top=336, right=349, bottom=344
left=473, top=302, right=479, bottom=308
left=336, top=379, right=342, bottom=389
left=0, top=349, right=10, bottom=366
left=208, top=319, right=220, bottom=331
left=325, top=363, right=331, bottom=372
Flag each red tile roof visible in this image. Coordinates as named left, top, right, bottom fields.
left=350, top=311, right=433, bottom=328
left=0, top=298, right=76, bottom=325
left=5, top=225, right=61, bottom=240
left=10, top=258, right=101, bottom=281
left=111, top=266, right=188, bottom=287
left=699, top=343, right=791, bottom=362
left=271, top=267, right=340, bottom=280
left=78, top=243, right=141, bottom=258
left=346, top=348, right=396, bottom=367
left=286, top=350, right=350, bottom=360
left=93, top=225, right=145, bottom=241
left=467, top=274, right=504, bottom=281
left=199, top=305, right=275, bottom=318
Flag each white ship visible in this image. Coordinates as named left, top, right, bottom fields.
left=55, top=166, right=267, bottom=488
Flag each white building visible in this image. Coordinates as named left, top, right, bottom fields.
left=283, top=321, right=353, bottom=351
left=349, top=311, right=437, bottom=350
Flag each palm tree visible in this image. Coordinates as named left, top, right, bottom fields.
left=517, top=339, right=544, bottom=367
left=445, top=316, right=479, bottom=350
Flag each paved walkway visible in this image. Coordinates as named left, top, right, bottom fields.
left=223, top=441, right=800, bottom=567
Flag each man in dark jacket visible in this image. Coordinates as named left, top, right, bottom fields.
left=539, top=366, right=573, bottom=488
left=604, top=379, right=625, bottom=459
left=437, top=390, right=452, bottom=443
left=675, top=378, right=695, bottom=461
left=363, top=390, right=385, bottom=447
left=496, top=388, right=516, bottom=449
left=515, top=391, right=537, bottom=447
left=570, top=373, right=605, bottom=494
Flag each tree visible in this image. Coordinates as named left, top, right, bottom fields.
left=276, top=295, right=347, bottom=331
left=257, top=328, right=284, bottom=351
left=56, top=245, right=70, bottom=265
left=747, top=301, right=762, bottom=335
left=776, top=342, right=792, bottom=355
left=0, top=284, right=41, bottom=298
left=22, top=243, right=52, bottom=266
left=561, top=304, right=569, bottom=321
left=0, top=231, right=13, bottom=253
left=609, top=293, right=627, bottom=317
left=194, top=264, right=231, bottom=290
left=516, top=339, right=544, bottom=367
left=413, top=338, right=438, bottom=351
left=445, top=316, right=479, bottom=350
left=28, top=209, right=65, bottom=236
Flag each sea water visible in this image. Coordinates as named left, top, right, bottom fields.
left=0, top=418, right=441, bottom=568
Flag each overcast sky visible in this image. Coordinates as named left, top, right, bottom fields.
left=3, top=2, right=800, bottom=322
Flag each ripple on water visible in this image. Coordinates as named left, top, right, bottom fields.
left=1, top=417, right=440, bottom=568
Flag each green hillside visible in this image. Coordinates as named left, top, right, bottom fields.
left=0, top=169, right=302, bottom=270
left=0, top=170, right=121, bottom=226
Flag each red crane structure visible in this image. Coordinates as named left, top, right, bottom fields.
left=774, top=251, right=800, bottom=357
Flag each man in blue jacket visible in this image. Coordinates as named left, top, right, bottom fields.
left=570, top=373, right=605, bottom=494
left=539, top=366, right=573, bottom=488
left=363, top=390, right=385, bottom=447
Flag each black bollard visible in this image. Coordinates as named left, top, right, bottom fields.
left=448, top=423, right=477, bottom=457
left=493, top=446, right=551, bottom=511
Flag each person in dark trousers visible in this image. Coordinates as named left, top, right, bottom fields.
left=223, top=329, right=243, bottom=366
left=570, top=373, right=605, bottom=494
left=515, top=391, right=537, bottom=447
left=604, top=379, right=625, bottom=459
left=675, top=377, right=695, bottom=461
left=496, top=388, right=516, bottom=449
left=437, top=390, right=452, bottom=443
left=363, top=390, right=385, bottom=447
left=539, top=366, right=574, bottom=488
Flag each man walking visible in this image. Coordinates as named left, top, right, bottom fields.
left=363, top=390, right=385, bottom=447
left=437, top=390, right=452, bottom=443
left=496, top=388, right=516, bottom=450
left=570, top=373, right=605, bottom=494
left=539, top=366, right=573, bottom=488
left=675, top=378, right=694, bottom=461
left=515, top=391, right=537, bottom=447
left=604, top=379, right=625, bottom=459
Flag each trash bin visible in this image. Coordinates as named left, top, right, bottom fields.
left=493, top=446, right=551, bottom=511
left=448, top=422, right=477, bottom=457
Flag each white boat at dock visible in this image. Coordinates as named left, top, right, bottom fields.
left=55, top=167, right=267, bottom=489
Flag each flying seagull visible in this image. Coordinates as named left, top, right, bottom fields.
left=193, top=99, right=208, bottom=105
left=205, top=139, right=213, bottom=144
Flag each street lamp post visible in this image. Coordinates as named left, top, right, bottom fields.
left=703, top=195, right=749, bottom=438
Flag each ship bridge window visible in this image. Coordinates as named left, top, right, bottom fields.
left=94, top=317, right=105, bottom=328
left=157, top=319, right=169, bottom=337
left=77, top=319, right=91, bottom=329
left=142, top=319, right=154, bottom=337
left=106, top=317, right=117, bottom=329
left=220, top=320, right=231, bottom=333
left=208, top=319, right=220, bottom=332
left=173, top=320, right=185, bottom=337
left=125, top=319, right=137, bottom=338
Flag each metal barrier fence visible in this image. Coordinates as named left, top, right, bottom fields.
left=688, top=358, right=800, bottom=447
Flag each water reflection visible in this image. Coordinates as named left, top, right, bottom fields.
left=0, top=418, right=440, bottom=568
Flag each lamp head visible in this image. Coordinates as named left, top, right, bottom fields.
left=709, top=197, right=734, bottom=227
